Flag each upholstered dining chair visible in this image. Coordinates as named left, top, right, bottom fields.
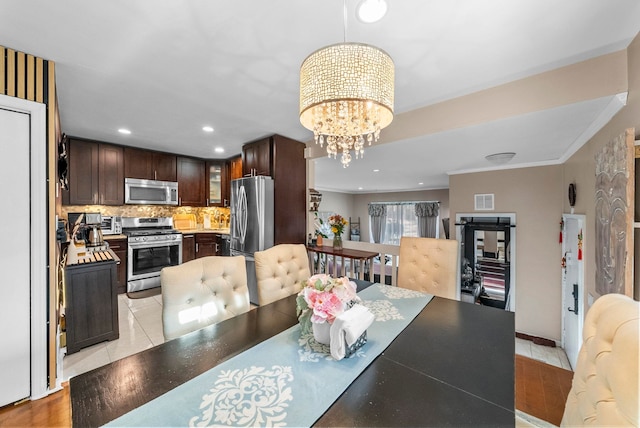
left=397, top=236, right=460, bottom=300
left=161, top=255, right=250, bottom=341
left=254, top=244, right=311, bottom=305
left=560, top=293, right=639, bottom=427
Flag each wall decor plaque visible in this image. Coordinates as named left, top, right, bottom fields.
left=594, top=128, right=634, bottom=297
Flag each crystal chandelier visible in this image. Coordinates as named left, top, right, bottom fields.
left=299, top=41, right=394, bottom=167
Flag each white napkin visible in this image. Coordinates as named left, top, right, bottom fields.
left=330, top=304, right=374, bottom=361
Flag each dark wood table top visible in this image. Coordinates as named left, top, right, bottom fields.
left=70, top=287, right=514, bottom=427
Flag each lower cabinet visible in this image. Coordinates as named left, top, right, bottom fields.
left=65, top=260, right=119, bottom=354
left=107, top=238, right=128, bottom=294
left=195, top=233, right=220, bottom=258
left=183, top=234, right=196, bottom=262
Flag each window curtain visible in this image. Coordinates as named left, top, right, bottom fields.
left=415, top=202, right=439, bottom=238
left=368, top=203, right=387, bottom=243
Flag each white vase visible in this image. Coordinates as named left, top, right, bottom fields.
left=312, top=322, right=331, bottom=345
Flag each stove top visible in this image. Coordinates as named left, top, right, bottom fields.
left=121, top=216, right=178, bottom=237
left=124, top=228, right=179, bottom=237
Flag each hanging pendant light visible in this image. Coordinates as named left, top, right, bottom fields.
left=299, top=2, right=394, bottom=167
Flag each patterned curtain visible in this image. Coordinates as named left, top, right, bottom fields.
left=368, top=203, right=387, bottom=243
left=415, top=202, right=439, bottom=238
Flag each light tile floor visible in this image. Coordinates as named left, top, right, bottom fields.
left=64, top=294, right=573, bottom=380
left=63, top=293, right=165, bottom=380
left=516, top=337, right=572, bottom=371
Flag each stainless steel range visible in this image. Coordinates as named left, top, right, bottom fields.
left=122, top=217, right=182, bottom=293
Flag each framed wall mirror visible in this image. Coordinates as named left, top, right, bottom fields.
left=456, top=214, right=516, bottom=311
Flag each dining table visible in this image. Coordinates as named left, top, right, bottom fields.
left=70, top=281, right=515, bottom=427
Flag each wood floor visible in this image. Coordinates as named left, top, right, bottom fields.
left=515, top=354, right=574, bottom=426
left=0, top=356, right=573, bottom=427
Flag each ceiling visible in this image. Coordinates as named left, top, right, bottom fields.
left=1, top=1, right=639, bottom=193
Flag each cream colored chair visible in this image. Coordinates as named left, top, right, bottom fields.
left=397, top=236, right=460, bottom=300
left=161, top=255, right=250, bottom=340
left=254, top=244, right=311, bottom=305
left=561, top=293, right=639, bottom=427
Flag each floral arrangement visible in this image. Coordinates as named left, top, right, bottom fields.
left=296, top=274, right=358, bottom=334
left=328, top=214, right=348, bottom=237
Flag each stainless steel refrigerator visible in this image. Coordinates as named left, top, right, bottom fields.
left=230, top=176, right=274, bottom=304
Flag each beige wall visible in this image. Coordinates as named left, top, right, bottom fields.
left=448, top=33, right=640, bottom=341
left=563, top=33, right=640, bottom=305
left=450, top=166, right=563, bottom=340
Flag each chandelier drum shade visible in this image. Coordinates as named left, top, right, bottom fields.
left=299, top=42, right=394, bottom=167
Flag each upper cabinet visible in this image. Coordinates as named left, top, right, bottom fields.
left=206, top=161, right=225, bottom=207
left=242, top=135, right=306, bottom=244
left=124, top=147, right=176, bottom=182
left=64, top=138, right=124, bottom=206
left=177, top=156, right=206, bottom=206
left=242, top=138, right=272, bottom=177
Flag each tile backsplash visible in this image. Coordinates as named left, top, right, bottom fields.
left=61, top=205, right=230, bottom=228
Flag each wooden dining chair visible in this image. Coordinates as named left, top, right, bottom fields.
left=160, top=255, right=250, bottom=340
left=397, top=236, right=460, bottom=300
left=254, top=244, right=311, bottom=305
left=560, top=293, right=639, bottom=427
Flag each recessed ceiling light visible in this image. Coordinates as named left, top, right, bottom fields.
left=357, top=0, right=388, bottom=23
left=118, top=128, right=131, bottom=135
left=214, top=147, right=225, bottom=153
left=203, top=126, right=214, bottom=132
left=419, top=182, right=424, bottom=185
left=373, top=169, right=380, bottom=172
left=358, top=187, right=364, bottom=190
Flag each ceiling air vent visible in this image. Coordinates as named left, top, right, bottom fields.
left=474, top=194, right=494, bottom=211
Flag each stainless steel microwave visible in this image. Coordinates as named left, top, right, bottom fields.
left=124, top=178, right=178, bottom=205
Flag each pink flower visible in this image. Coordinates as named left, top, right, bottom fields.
left=298, top=275, right=359, bottom=325
left=307, top=291, right=344, bottom=323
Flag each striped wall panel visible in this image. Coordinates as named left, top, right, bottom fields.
left=1, top=46, right=52, bottom=103
left=1, top=44, right=59, bottom=392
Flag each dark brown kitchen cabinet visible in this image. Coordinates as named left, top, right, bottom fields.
left=65, top=260, right=119, bottom=354
left=107, top=238, right=128, bottom=294
left=205, top=161, right=225, bottom=207
left=225, top=155, right=242, bottom=206
left=98, top=144, right=125, bottom=205
left=242, top=135, right=306, bottom=245
left=182, top=234, right=196, bottom=262
left=124, top=147, right=177, bottom=182
left=195, top=233, right=220, bottom=257
left=242, top=138, right=272, bottom=177
left=64, top=138, right=123, bottom=205
left=177, top=156, right=206, bottom=206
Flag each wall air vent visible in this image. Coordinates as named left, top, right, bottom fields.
left=474, top=194, right=494, bottom=211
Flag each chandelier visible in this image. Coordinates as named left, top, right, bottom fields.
left=299, top=40, right=394, bottom=167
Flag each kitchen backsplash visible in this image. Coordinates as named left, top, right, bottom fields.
left=61, top=205, right=230, bottom=228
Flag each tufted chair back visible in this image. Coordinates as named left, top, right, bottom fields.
left=561, top=293, right=639, bottom=427
left=254, top=244, right=311, bottom=305
left=161, top=256, right=250, bottom=341
left=397, top=236, right=460, bottom=300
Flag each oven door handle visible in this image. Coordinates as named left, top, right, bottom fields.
left=128, top=241, right=179, bottom=250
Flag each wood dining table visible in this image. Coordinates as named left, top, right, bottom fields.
left=70, top=282, right=515, bottom=427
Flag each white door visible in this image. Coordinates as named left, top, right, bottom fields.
left=0, top=107, right=31, bottom=406
left=562, top=214, right=585, bottom=370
